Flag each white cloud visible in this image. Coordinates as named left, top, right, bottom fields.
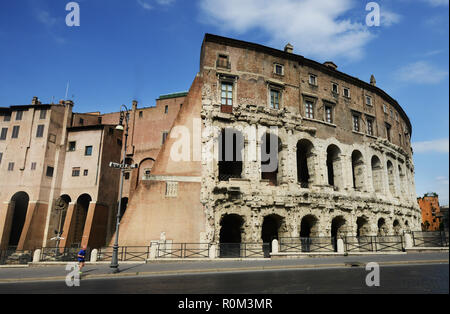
left=137, top=0, right=175, bottom=10
left=36, top=10, right=58, bottom=27
left=381, top=9, right=402, bottom=27
left=137, top=0, right=153, bottom=10
left=436, top=176, right=449, bottom=185
left=422, top=0, right=449, bottom=6
left=413, top=138, right=449, bottom=153
left=198, top=0, right=375, bottom=61
left=395, top=61, right=449, bottom=84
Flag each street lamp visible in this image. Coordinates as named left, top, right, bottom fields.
left=110, top=104, right=130, bottom=273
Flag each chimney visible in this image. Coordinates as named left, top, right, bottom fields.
left=284, top=43, right=293, bottom=54
left=132, top=100, right=138, bottom=111
left=31, top=96, right=40, bottom=105
left=59, top=100, right=65, bottom=105
left=323, top=61, right=338, bottom=70
left=370, top=74, right=376, bottom=86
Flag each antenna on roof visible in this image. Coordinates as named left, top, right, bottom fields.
left=65, top=81, right=70, bottom=101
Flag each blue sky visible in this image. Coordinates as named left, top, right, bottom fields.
left=0, top=0, right=448, bottom=204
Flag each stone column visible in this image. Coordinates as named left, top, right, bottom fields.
left=59, top=202, right=76, bottom=248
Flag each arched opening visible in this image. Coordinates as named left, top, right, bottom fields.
left=398, top=165, right=406, bottom=196
left=219, top=128, right=244, bottom=181
left=297, top=139, right=314, bottom=188
left=139, top=158, right=155, bottom=180
left=261, top=133, right=282, bottom=186
left=326, top=145, right=342, bottom=190
left=300, top=215, right=318, bottom=252
left=72, top=194, right=91, bottom=248
left=393, top=219, right=401, bottom=235
left=351, top=150, right=365, bottom=191
left=377, top=218, right=387, bottom=236
left=119, top=197, right=128, bottom=222
left=219, top=214, right=244, bottom=257
left=387, top=160, right=396, bottom=196
left=371, top=156, right=383, bottom=193
left=356, top=217, right=370, bottom=237
left=331, top=216, right=346, bottom=252
left=8, top=192, right=30, bottom=247
left=261, top=214, right=284, bottom=257
left=54, top=195, right=71, bottom=237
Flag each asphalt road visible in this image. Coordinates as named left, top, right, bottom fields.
left=0, top=263, right=447, bottom=294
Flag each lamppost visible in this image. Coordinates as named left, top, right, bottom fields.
left=110, top=104, right=130, bottom=273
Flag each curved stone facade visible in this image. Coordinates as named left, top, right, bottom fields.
left=199, top=34, right=421, bottom=244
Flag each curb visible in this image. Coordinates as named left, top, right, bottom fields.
left=0, top=259, right=448, bottom=284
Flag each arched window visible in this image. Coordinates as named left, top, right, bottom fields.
left=297, top=139, right=314, bottom=188
left=351, top=150, right=365, bottom=191
left=261, top=133, right=282, bottom=186
left=7, top=192, right=30, bottom=247
left=371, top=156, right=383, bottom=193
left=387, top=160, right=396, bottom=196
left=326, top=145, right=342, bottom=190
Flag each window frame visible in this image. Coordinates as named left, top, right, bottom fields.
left=11, top=126, right=20, bottom=139
left=274, top=63, right=284, bottom=76
left=16, top=111, right=23, bottom=121
left=309, top=74, right=318, bottom=86
left=324, top=104, right=334, bottom=124
left=221, top=81, right=234, bottom=107
left=0, top=128, right=7, bottom=140
left=343, top=87, right=350, bottom=98
left=305, top=100, right=315, bottom=119
left=68, top=141, right=76, bottom=152
left=72, top=167, right=81, bottom=177
left=85, top=145, right=93, bottom=156
left=352, top=114, right=361, bottom=132
left=36, top=125, right=45, bottom=138
left=270, top=88, right=282, bottom=109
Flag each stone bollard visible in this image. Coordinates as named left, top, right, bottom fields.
left=271, top=239, right=279, bottom=254
left=209, top=244, right=217, bottom=259
left=149, top=244, right=157, bottom=260
left=33, top=249, right=41, bottom=263
left=90, top=249, right=98, bottom=262
left=337, top=239, right=345, bottom=254
left=404, top=233, right=413, bottom=249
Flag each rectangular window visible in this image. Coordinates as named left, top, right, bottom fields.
left=390, top=109, right=394, bottom=119
left=139, top=111, right=143, bottom=118
left=84, top=169, right=89, bottom=176
left=270, top=89, right=281, bottom=109
left=124, top=172, right=130, bottom=180
left=0, top=128, right=7, bottom=140
left=79, top=118, right=84, bottom=125
left=8, top=162, right=14, bottom=171
left=217, top=54, right=230, bottom=69
left=16, top=111, right=23, bottom=121
left=353, top=115, right=360, bottom=132
left=162, top=131, right=169, bottom=145
left=365, top=96, right=372, bottom=106
left=72, top=167, right=80, bottom=177
left=325, top=106, right=333, bottom=123
left=36, top=125, right=45, bottom=138
left=221, top=82, right=233, bottom=106
left=343, top=88, right=350, bottom=98
left=4, top=114, right=11, bottom=122
left=40, top=109, right=47, bottom=120
left=332, top=83, right=339, bottom=94
left=31, top=162, right=36, bottom=170
left=305, top=101, right=314, bottom=119
left=11, top=126, right=20, bottom=138
left=165, top=105, right=169, bottom=114
left=383, top=104, right=388, bottom=114
left=46, top=166, right=54, bottom=177
left=386, top=123, right=391, bottom=142
left=367, top=119, right=374, bottom=136
left=399, top=133, right=402, bottom=145
left=309, top=74, right=317, bottom=86
left=68, top=141, right=76, bottom=151
left=85, top=146, right=93, bottom=156
left=274, top=64, right=284, bottom=76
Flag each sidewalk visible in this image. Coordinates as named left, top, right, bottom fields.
left=0, top=252, right=448, bottom=284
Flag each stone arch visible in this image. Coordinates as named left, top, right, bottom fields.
left=398, top=164, right=406, bottom=196
left=6, top=192, right=30, bottom=247
left=219, top=128, right=244, bottom=181
left=331, top=216, right=347, bottom=238
left=219, top=214, right=245, bottom=257
left=387, top=160, right=396, bottom=196
left=377, top=217, right=388, bottom=236
left=300, top=214, right=319, bottom=237
left=371, top=155, right=383, bottom=193
left=261, top=214, right=284, bottom=243
left=297, top=139, right=315, bottom=188
left=70, top=193, right=92, bottom=247
left=261, top=132, right=282, bottom=186
left=138, top=158, right=155, bottom=180
left=356, top=216, right=370, bottom=237
left=351, top=150, right=365, bottom=191
left=393, top=219, right=401, bottom=235
left=326, top=144, right=343, bottom=190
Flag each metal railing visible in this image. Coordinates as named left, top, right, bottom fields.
left=0, top=247, right=33, bottom=265
left=156, top=243, right=211, bottom=259
left=344, top=236, right=403, bottom=252
left=412, top=231, right=449, bottom=247
left=217, top=243, right=269, bottom=258
left=97, top=246, right=150, bottom=262
left=279, top=237, right=336, bottom=253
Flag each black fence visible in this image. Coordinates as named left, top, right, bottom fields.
left=279, top=237, right=337, bottom=253
left=344, top=236, right=403, bottom=252
left=97, top=246, right=150, bottom=262
left=412, top=231, right=449, bottom=247
left=156, top=243, right=211, bottom=259
left=0, top=247, right=33, bottom=265
left=217, top=243, right=269, bottom=258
